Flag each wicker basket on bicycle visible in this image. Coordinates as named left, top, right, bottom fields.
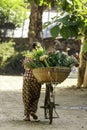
left=32, top=67, right=71, bottom=83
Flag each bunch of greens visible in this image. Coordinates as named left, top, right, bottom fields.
left=25, top=48, right=78, bottom=69
left=48, top=51, right=78, bottom=67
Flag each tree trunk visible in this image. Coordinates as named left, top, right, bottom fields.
left=83, top=61, right=87, bottom=87
left=28, top=1, right=44, bottom=49
left=77, top=44, right=87, bottom=88
left=35, top=6, right=43, bottom=44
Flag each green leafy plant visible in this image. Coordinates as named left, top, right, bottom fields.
left=25, top=48, right=78, bottom=68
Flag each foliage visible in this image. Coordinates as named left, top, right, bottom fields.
left=48, top=0, right=87, bottom=41
left=0, top=41, right=15, bottom=66
left=26, top=0, right=57, bottom=7
left=82, top=40, right=87, bottom=53
left=27, top=0, right=87, bottom=41
left=25, top=47, right=78, bottom=68
left=0, top=0, right=28, bottom=27
left=0, top=41, right=28, bottom=75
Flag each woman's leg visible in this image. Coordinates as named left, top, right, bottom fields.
left=22, top=79, right=31, bottom=121
left=29, top=80, right=41, bottom=119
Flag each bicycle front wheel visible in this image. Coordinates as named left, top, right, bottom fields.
left=49, top=102, right=54, bottom=124
left=44, top=84, right=54, bottom=124
left=44, top=98, right=54, bottom=124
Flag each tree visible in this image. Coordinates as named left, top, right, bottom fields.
left=26, top=0, right=87, bottom=88
left=47, top=0, right=87, bottom=88
left=0, top=0, right=28, bottom=27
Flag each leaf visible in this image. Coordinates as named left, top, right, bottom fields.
left=82, top=41, right=87, bottom=53
left=60, top=24, right=78, bottom=39
left=50, top=25, right=60, bottom=38
left=60, top=26, right=72, bottom=39
left=43, top=21, right=51, bottom=29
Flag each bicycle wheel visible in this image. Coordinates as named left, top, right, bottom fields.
left=44, top=84, right=49, bottom=119
left=44, top=84, right=54, bottom=124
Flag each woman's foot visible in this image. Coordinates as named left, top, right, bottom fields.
left=23, top=116, right=30, bottom=121
left=30, top=112, right=38, bottom=120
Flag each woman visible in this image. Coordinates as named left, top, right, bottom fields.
left=22, top=42, right=41, bottom=121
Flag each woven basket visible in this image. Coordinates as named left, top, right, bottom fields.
left=32, top=67, right=71, bottom=83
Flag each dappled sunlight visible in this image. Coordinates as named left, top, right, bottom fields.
left=0, top=71, right=78, bottom=92
left=0, top=76, right=23, bottom=91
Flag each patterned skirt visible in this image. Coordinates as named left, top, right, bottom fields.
left=22, top=69, right=41, bottom=117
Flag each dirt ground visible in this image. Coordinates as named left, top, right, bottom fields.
left=0, top=74, right=87, bottom=130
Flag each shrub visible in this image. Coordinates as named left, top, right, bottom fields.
left=0, top=41, right=28, bottom=75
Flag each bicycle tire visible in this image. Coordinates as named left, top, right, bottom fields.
left=44, top=99, right=54, bottom=124
left=44, top=87, right=49, bottom=119
left=44, top=105, right=48, bottom=119
left=49, top=102, right=54, bottom=124
left=44, top=84, right=54, bottom=124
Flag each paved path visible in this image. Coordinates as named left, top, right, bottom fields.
left=0, top=75, right=77, bottom=91
left=0, top=75, right=87, bottom=130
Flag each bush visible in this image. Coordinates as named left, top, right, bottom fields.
left=0, top=41, right=28, bottom=75
left=0, top=0, right=28, bottom=27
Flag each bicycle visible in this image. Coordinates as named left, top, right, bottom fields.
left=40, top=83, right=59, bottom=124
left=33, top=67, right=71, bottom=124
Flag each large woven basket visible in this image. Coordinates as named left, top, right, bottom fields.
left=32, top=67, right=71, bottom=83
